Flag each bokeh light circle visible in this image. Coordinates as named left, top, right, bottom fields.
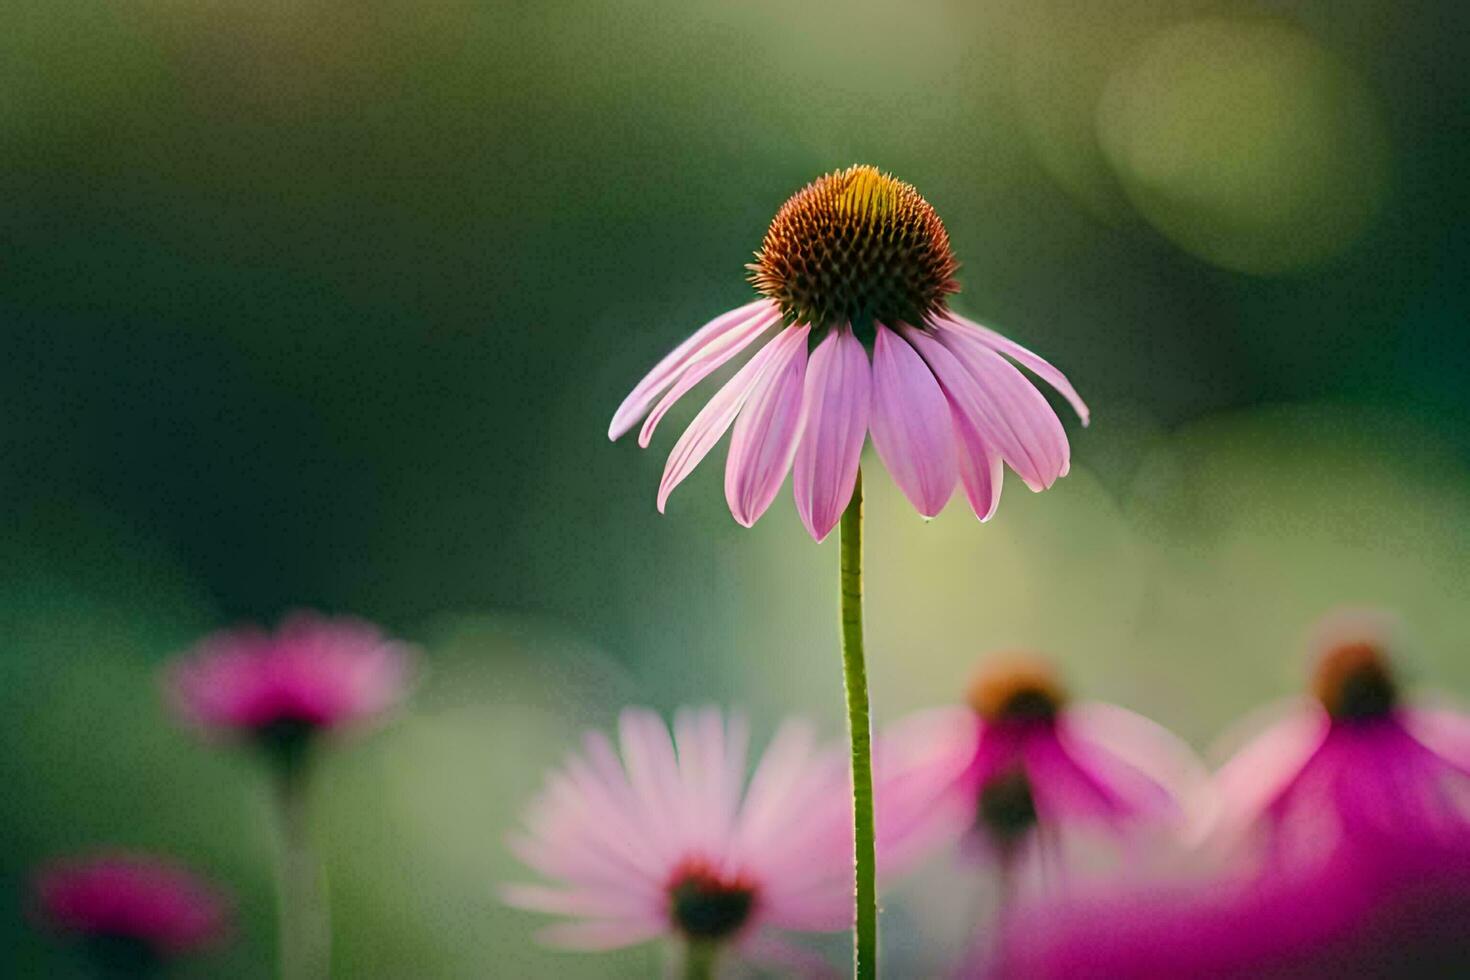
left=1097, top=16, right=1390, bottom=275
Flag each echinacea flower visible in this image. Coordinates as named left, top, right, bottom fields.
left=609, top=164, right=1089, bottom=542
left=504, top=707, right=852, bottom=977
left=985, top=831, right=1470, bottom=979
left=877, top=655, right=1207, bottom=881
left=167, top=611, right=411, bottom=980
left=1212, top=611, right=1470, bottom=867
left=32, top=852, right=231, bottom=969
left=167, top=611, right=412, bottom=765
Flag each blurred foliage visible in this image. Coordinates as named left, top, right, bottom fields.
left=3, top=0, right=1469, bottom=974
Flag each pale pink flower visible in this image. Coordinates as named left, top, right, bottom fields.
left=1212, top=611, right=1470, bottom=867
left=504, top=707, right=852, bottom=973
left=876, top=656, right=1206, bottom=877
left=167, top=611, right=412, bottom=745
left=609, top=165, right=1088, bottom=541
left=32, top=852, right=231, bottom=957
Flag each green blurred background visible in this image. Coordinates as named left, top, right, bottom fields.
left=3, top=0, right=1468, bottom=975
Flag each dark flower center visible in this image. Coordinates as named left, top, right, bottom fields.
left=253, top=717, right=319, bottom=775
left=1313, top=640, right=1397, bottom=722
left=977, top=768, right=1039, bottom=850
left=748, top=165, right=960, bottom=331
left=667, top=860, right=757, bottom=941
left=967, top=655, right=1066, bottom=724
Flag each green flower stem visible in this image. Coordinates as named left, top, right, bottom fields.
left=682, top=940, right=717, bottom=980
left=839, top=469, right=877, bottom=979
left=276, top=761, right=329, bottom=980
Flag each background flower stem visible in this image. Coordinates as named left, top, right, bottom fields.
left=276, top=760, right=329, bottom=980
left=839, top=469, right=877, bottom=979
left=681, top=939, right=716, bottom=980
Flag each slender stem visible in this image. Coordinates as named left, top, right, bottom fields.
left=276, top=761, right=329, bottom=980
left=681, top=940, right=717, bottom=980
left=839, top=469, right=877, bottom=979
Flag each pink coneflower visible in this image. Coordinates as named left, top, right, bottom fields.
left=32, top=852, right=231, bottom=966
left=877, top=656, right=1206, bottom=879
left=1212, top=611, right=1470, bottom=866
left=504, top=707, right=852, bottom=977
left=168, top=611, right=410, bottom=980
left=609, top=164, right=1088, bottom=542
left=167, top=611, right=412, bottom=761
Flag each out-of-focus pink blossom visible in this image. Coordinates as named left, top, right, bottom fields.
left=504, top=706, right=852, bottom=974
left=876, top=655, right=1207, bottom=878
left=986, top=832, right=1470, bottom=978
left=1212, top=611, right=1470, bottom=867
left=167, top=611, right=412, bottom=745
left=32, top=852, right=231, bottom=956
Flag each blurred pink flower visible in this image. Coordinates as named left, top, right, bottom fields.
left=32, top=852, right=231, bottom=957
left=876, top=656, right=1206, bottom=877
left=504, top=706, right=851, bottom=973
left=167, top=611, right=412, bottom=746
left=609, top=165, right=1088, bottom=542
left=1212, top=611, right=1470, bottom=866
left=986, top=832, right=1470, bottom=979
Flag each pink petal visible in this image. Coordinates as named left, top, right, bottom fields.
left=656, top=330, right=792, bottom=513
left=902, top=327, right=1004, bottom=521
left=793, top=327, right=871, bottom=542
left=868, top=324, right=958, bottom=517
left=940, top=311, right=1090, bottom=425
left=1064, top=702, right=1215, bottom=837
left=1210, top=702, right=1330, bottom=848
left=609, top=298, right=776, bottom=440
left=724, top=324, right=812, bottom=527
left=637, top=305, right=781, bottom=448
left=534, top=918, right=666, bottom=951
left=874, top=708, right=983, bottom=870
left=1402, top=706, right=1470, bottom=772
left=933, top=325, right=1070, bottom=491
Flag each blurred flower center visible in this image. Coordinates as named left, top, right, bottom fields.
left=1313, top=640, right=1397, bottom=722
left=748, top=165, right=959, bottom=331
left=977, top=768, right=1039, bottom=850
left=666, top=859, right=757, bottom=941
left=967, top=656, right=1066, bottom=723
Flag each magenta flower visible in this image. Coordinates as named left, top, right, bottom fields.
left=504, top=707, right=852, bottom=975
left=1212, top=611, right=1470, bottom=865
left=32, top=852, right=231, bottom=963
left=609, top=164, right=1088, bottom=542
left=167, top=611, right=412, bottom=756
left=877, top=656, right=1206, bottom=875
left=986, top=833, right=1470, bottom=979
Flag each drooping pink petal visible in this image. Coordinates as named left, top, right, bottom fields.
left=792, top=327, right=871, bottom=541
left=609, top=298, right=777, bottom=440
left=1210, top=701, right=1331, bottom=851
left=939, top=311, right=1090, bottom=426
left=902, top=327, right=1004, bottom=520
left=656, top=329, right=792, bottom=513
left=868, top=323, right=958, bottom=517
left=637, top=305, right=781, bottom=448
left=724, top=324, right=812, bottom=527
left=1402, top=706, right=1470, bottom=772
left=499, top=883, right=657, bottom=920
left=873, top=707, right=982, bottom=871
left=535, top=918, right=666, bottom=951
left=1064, top=702, right=1215, bottom=839
left=933, top=325, right=1070, bottom=491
